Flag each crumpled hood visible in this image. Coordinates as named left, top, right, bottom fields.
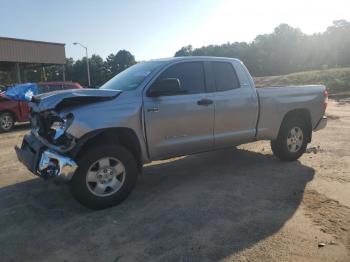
left=30, top=88, right=122, bottom=112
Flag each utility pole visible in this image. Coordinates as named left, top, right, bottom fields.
left=73, top=42, right=91, bottom=86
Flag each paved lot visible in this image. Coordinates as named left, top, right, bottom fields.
left=0, top=101, right=349, bottom=262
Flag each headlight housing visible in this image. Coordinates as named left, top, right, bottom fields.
left=51, top=119, right=68, bottom=140
left=49, top=113, right=74, bottom=142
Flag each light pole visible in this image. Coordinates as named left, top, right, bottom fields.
left=73, top=42, right=91, bottom=87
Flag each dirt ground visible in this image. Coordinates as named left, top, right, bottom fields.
left=0, top=100, right=349, bottom=262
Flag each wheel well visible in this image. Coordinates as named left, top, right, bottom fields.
left=280, top=109, right=312, bottom=142
left=74, top=128, right=142, bottom=169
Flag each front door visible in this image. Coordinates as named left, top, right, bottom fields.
left=143, top=62, right=214, bottom=160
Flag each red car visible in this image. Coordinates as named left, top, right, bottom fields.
left=0, top=82, right=82, bottom=132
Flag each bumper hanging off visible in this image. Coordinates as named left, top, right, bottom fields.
left=15, top=133, right=78, bottom=182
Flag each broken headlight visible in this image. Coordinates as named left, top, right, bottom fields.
left=49, top=114, right=74, bottom=141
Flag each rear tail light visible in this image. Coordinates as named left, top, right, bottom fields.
left=323, top=89, right=328, bottom=111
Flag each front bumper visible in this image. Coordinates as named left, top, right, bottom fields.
left=313, top=116, right=327, bottom=132
left=15, top=133, right=77, bottom=182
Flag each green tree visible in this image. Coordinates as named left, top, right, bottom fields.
left=324, top=20, right=350, bottom=67
left=88, top=54, right=107, bottom=87
left=174, top=45, right=193, bottom=57
left=105, top=50, right=136, bottom=80
left=65, top=57, right=75, bottom=81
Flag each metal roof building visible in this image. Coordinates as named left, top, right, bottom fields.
left=0, top=37, right=66, bottom=84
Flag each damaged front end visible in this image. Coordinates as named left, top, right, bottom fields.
left=30, top=109, right=76, bottom=151
left=15, top=88, right=121, bottom=182
left=15, top=110, right=78, bottom=182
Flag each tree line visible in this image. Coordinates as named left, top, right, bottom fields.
left=49, top=49, right=136, bottom=87
left=175, top=20, right=350, bottom=77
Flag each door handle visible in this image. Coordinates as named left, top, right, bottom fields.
left=197, top=98, right=213, bottom=106
left=147, top=107, right=159, bottom=112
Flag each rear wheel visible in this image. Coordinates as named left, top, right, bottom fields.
left=271, top=116, right=308, bottom=161
left=0, top=112, right=15, bottom=132
left=71, top=145, right=138, bottom=209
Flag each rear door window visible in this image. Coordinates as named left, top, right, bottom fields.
left=158, top=62, right=206, bottom=94
left=49, top=84, right=63, bottom=91
left=63, top=84, right=73, bottom=90
left=37, top=85, right=50, bottom=94
left=212, top=62, right=240, bottom=91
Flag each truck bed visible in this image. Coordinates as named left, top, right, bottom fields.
left=255, top=85, right=326, bottom=140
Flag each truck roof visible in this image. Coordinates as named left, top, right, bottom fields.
left=150, top=56, right=242, bottom=63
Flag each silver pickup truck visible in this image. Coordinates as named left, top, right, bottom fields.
left=15, top=57, right=327, bottom=209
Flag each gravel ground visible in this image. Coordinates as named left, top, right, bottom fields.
left=0, top=100, right=349, bottom=262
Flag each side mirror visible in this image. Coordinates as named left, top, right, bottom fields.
left=148, top=78, right=185, bottom=97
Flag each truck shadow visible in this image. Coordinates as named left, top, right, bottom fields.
left=0, top=147, right=314, bottom=261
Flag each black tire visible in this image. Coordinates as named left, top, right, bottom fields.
left=0, top=112, right=15, bottom=132
left=271, top=116, right=309, bottom=161
left=71, top=145, right=138, bottom=210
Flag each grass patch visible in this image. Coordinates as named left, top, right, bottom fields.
left=254, top=68, right=350, bottom=97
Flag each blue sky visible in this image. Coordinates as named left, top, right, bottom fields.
left=1, top=0, right=349, bottom=61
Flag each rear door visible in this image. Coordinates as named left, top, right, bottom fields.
left=210, top=61, right=259, bottom=147
left=143, top=61, right=214, bottom=160
left=18, top=101, right=29, bottom=121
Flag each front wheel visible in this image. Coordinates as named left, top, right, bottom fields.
left=71, top=145, right=138, bottom=209
left=0, top=112, right=15, bottom=132
left=271, top=116, right=308, bottom=161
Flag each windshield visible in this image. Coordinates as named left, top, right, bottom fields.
left=100, top=61, right=164, bottom=91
